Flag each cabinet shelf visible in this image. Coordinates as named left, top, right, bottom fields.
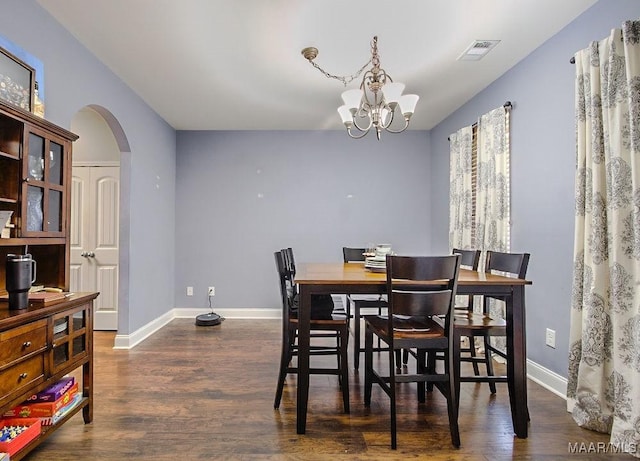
left=0, top=294, right=97, bottom=461
left=0, top=197, right=18, bottom=204
left=0, top=151, right=19, bottom=161
left=10, top=396, right=89, bottom=461
left=0, top=237, right=66, bottom=246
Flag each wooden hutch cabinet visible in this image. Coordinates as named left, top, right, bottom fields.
left=0, top=98, right=76, bottom=291
left=0, top=99, right=98, bottom=459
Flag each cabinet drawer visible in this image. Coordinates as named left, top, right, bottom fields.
left=0, top=319, right=48, bottom=369
left=0, top=353, right=45, bottom=402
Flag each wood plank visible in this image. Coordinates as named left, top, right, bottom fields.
left=25, top=319, right=613, bottom=460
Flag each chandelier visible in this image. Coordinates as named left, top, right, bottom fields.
left=302, top=36, right=419, bottom=140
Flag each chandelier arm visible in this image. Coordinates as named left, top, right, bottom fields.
left=352, top=109, right=373, bottom=132
left=378, top=105, right=395, bottom=129
left=383, top=116, right=410, bottom=134
left=346, top=127, right=370, bottom=139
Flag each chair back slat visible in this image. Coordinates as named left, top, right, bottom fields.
left=283, top=247, right=296, bottom=276
left=386, top=254, right=460, bottom=282
left=274, top=250, right=293, bottom=332
left=485, top=251, right=530, bottom=279
left=452, top=248, right=481, bottom=270
left=386, top=254, right=460, bottom=325
left=390, top=289, right=454, bottom=318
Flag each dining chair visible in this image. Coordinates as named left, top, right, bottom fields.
left=421, top=248, right=482, bottom=385
left=342, top=247, right=388, bottom=370
left=364, top=254, right=461, bottom=449
left=451, top=248, right=482, bottom=373
left=273, top=250, right=350, bottom=413
left=452, top=250, right=530, bottom=394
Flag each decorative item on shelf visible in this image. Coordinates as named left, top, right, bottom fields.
left=4, top=254, right=37, bottom=310
left=0, top=46, right=34, bottom=111
left=364, top=244, right=393, bottom=272
left=302, top=36, right=419, bottom=140
left=33, top=80, right=44, bottom=117
left=0, top=211, right=12, bottom=239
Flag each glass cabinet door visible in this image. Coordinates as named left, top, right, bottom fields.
left=21, top=127, right=68, bottom=237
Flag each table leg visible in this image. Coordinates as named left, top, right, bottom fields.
left=297, top=284, right=311, bottom=434
left=506, top=285, right=528, bottom=438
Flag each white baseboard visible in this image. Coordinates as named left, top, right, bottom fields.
left=173, top=307, right=281, bottom=320
left=111, top=308, right=280, bottom=349
left=527, top=358, right=567, bottom=399
left=112, top=309, right=568, bottom=401
left=113, top=309, right=174, bottom=349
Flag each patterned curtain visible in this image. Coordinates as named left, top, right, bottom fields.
left=476, top=106, right=511, bottom=256
left=449, top=125, right=474, bottom=250
left=477, top=107, right=511, bottom=351
left=567, top=20, right=640, bottom=457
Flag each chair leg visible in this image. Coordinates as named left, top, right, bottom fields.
left=364, top=324, right=373, bottom=406
left=274, top=329, right=294, bottom=409
left=416, top=349, right=426, bottom=403
left=394, top=349, right=402, bottom=369
left=426, top=352, right=436, bottom=392
left=336, top=332, right=343, bottom=388
left=353, top=303, right=361, bottom=370
left=467, top=334, right=480, bottom=375
left=388, top=339, right=398, bottom=449
left=483, top=335, right=497, bottom=394
left=445, top=345, right=461, bottom=448
left=340, top=326, right=350, bottom=413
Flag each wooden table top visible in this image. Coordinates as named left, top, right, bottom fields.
left=295, top=262, right=532, bottom=286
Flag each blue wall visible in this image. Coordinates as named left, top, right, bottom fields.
left=5, top=0, right=638, bottom=378
left=430, top=0, right=640, bottom=378
left=175, top=130, right=432, bottom=309
left=2, top=0, right=177, bottom=334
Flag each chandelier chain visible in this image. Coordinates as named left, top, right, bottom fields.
left=308, top=58, right=372, bottom=87
left=370, top=36, right=380, bottom=70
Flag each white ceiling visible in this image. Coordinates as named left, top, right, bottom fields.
left=37, top=0, right=597, bottom=131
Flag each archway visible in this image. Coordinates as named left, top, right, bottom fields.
left=70, top=105, right=130, bottom=339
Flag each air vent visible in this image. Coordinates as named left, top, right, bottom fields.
left=457, top=40, right=500, bottom=61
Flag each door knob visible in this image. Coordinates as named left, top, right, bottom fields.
left=88, top=251, right=95, bottom=258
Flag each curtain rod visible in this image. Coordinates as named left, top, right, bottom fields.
left=447, top=101, right=512, bottom=141
left=571, top=34, right=622, bottom=64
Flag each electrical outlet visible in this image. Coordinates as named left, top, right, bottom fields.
left=545, top=328, right=556, bottom=348
left=187, top=286, right=194, bottom=296
left=208, top=286, right=215, bottom=297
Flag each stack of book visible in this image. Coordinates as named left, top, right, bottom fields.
left=3, top=377, right=82, bottom=426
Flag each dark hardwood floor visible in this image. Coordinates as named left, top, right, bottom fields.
left=25, top=318, right=623, bottom=460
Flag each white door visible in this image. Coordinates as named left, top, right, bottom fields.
left=70, top=166, right=120, bottom=330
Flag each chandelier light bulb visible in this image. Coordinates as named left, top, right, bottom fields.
left=341, top=89, right=364, bottom=112
left=381, top=82, right=405, bottom=107
left=399, top=94, right=420, bottom=118
left=338, top=105, right=354, bottom=126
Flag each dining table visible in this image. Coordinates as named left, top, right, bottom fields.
left=293, top=261, right=532, bottom=438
